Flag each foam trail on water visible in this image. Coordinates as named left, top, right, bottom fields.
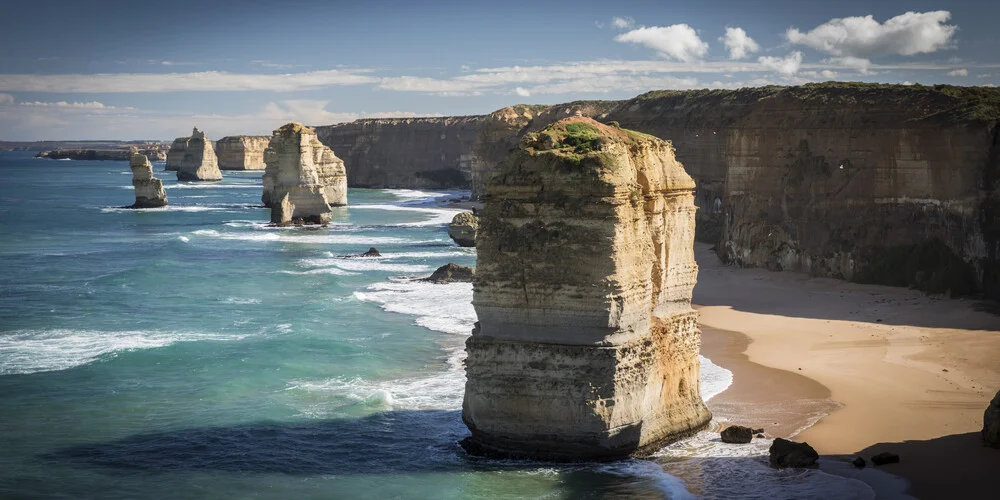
left=351, top=204, right=463, bottom=226
left=382, top=189, right=452, bottom=202
left=0, top=329, right=249, bottom=375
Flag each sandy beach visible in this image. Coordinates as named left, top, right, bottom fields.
left=694, top=243, right=1000, bottom=498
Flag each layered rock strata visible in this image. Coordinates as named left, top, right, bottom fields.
left=462, top=118, right=711, bottom=460
left=128, top=153, right=167, bottom=208
left=175, top=128, right=222, bottom=181
left=215, top=136, right=270, bottom=170
left=447, top=211, right=478, bottom=247
left=262, top=124, right=347, bottom=209
left=263, top=123, right=349, bottom=225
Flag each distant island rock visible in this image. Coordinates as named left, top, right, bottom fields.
left=36, top=147, right=167, bottom=162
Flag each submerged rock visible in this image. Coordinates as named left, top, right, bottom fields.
left=768, top=438, right=819, bottom=468
left=985, top=390, right=1000, bottom=448
left=447, top=211, right=478, bottom=247
left=870, top=452, right=900, bottom=465
left=262, top=123, right=347, bottom=209
left=127, top=153, right=167, bottom=208
left=461, top=117, right=711, bottom=460
left=263, top=123, right=338, bottom=226
left=720, top=425, right=753, bottom=444
left=175, top=127, right=222, bottom=181
left=422, top=263, right=475, bottom=284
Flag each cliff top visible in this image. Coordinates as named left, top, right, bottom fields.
left=273, top=122, right=316, bottom=136
left=524, top=117, right=663, bottom=160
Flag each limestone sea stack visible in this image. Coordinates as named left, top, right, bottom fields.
left=461, top=118, right=711, bottom=460
left=262, top=123, right=347, bottom=209
left=175, top=127, right=222, bottom=181
left=128, top=153, right=167, bottom=208
left=447, top=211, right=478, bottom=247
left=164, top=136, right=188, bottom=171
left=215, top=136, right=270, bottom=170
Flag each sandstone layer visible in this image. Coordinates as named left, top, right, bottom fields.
left=462, top=118, right=711, bottom=460
left=128, top=153, right=167, bottom=208
left=174, top=128, right=222, bottom=181
left=447, top=211, right=478, bottom=247
left=313, top=84, right=1000, bottom=299
left=215, top=136, right=270, bottom=170
left=262, top=123, right=348, bottom=225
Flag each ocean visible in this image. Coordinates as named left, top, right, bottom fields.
left=0, top=151, right=880, bottom=499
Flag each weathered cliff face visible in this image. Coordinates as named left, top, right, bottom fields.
left=462, top=118, right=710, bottom=460
left=128, top=153, right=167, bottom=208
left=165, top=136, right=188, bottom=171
left=175, top=128, right=222, bottom=181
left=215, top=136, right=270, bottom=170
left=263, top=123, right=347, bottom=225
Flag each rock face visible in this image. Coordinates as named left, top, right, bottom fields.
left=263, top=123, right=349, bottom=225
left=447, top=211, right=478, bottom=247
left=128, top=153, right=167, bottom=208
left=262, top=123, right=347, bottom=209
left=165, top=136, right=188, bottom=171
left=769, top=438, right=819, bottom=468
left=422, top=263, right=475, bottom=284
left=985, top=390, right=1000, bottom=448
left=720, top=425, right=754, bottom=444
left=215, top=136, right=270, bottom=170
left=175, top=128, right=222, bottom=181
left=461, top=117, right=711, bottom=460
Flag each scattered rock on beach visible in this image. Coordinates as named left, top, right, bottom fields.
left=422, top=263, right=475, bottom=284
left=720, top=425, right=753, bottom=444
left=985, top=390, right=1000, bottom=448
left=768, top=438, right=819, bottom=468
left=852, top=457, right=866, bottom=468
left=870, top=452, right=900, bottom=465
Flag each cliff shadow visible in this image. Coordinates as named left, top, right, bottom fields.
left=40, top=409, right=677, bottom=497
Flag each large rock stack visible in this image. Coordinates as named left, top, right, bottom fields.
left=175, top=127, right=222, bottom=181
left=448, top=211, right=478, bottom=247
left=262, top=123, right=347, bottom=210
left=128, top=153, right=167, bottom=208
left=164, top=135, right=188, bottom=172
left=215, top=136, right=271, bottom=170
left=461, top=118, right=710, bottom=460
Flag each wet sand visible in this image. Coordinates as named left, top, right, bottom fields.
left=693, top=243, right=1000, bottom=498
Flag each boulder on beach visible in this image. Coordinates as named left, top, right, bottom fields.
left=422, top=263, right=475, bottom=284
left=768, top=438, right=818, bottom=468
left=720, top=425, right=753, bottom=444
left=985, top=389, right=1000, bottom=448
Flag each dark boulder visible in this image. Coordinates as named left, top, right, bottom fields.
left=720, top=425, right=753, bottom=444
left=870, top=452, right=899, bottom=465
left=361, top=247, right=381, bottom=257
left=422, top=263, right=475, bottom=284
left=852, top=457, right=866, bottom=469
left=985, top=389, right=999, bottom=448
left=768, top=438, right=818, bottom=468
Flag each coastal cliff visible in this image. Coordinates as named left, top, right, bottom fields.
left=462, top=118, right=710, bottom=460
left=36, top=148, right=167, bottom=162
left=314, top=83, right=1000, bottom=298
left=215, top=136, right=270, bottom=170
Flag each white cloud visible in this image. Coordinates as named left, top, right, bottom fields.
left=720, top=27, right=760, bottom=60
left=514, top=87, right=531, bottom=97
left=20, top=101, right=112, bottom=109
left=0, top=69, right=378, bottom=93
left=611, top=17, right=634, bottom=29
left=947, top=68, right=968, bottom=76
left=978, top=74, right=993, bottom=78
left=821, top=56, right=873, bottom=74
left=786, top=11, right=957, bottom=58
left=614, top=24, right=709, bottom=62
left=0, top=93, right=13, bottom=105
left=758, top=52, right=803, bottom=76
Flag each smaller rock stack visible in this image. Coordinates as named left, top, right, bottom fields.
left=263, top=123, right=347, bottom=225
left=128, top=153, right=168, bottom=208
left=448, top=211, right=478, bottom=247
left=176, top=127, right=222, bottom=181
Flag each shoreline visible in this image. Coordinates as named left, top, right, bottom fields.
left=693, top=243, right=1000, bottom=498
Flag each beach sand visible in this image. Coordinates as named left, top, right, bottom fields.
left=693, top=243, right=1000, bottom=498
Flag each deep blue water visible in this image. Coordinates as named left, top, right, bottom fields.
left=0, top=152, right=876, bottom=499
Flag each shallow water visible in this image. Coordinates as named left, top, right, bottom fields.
left=0, top=152, right=874, bottom=499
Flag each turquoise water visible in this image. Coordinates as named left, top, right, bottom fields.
left=0, top=152, right=877, bottom=499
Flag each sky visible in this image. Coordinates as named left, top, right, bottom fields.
left=1, top=0, right=998, bottom=140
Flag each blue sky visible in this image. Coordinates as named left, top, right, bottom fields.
left=1, top=0, right=997, bottom=140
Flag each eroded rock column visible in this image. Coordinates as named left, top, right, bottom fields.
left=128, top=153, right=168, bottom=208
left=263, top=123, right=349, bottom=225
left=462, top=117, right=711, bottom=460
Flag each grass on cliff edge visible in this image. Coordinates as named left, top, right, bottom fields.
left=534, top=118, right=660, bottom=159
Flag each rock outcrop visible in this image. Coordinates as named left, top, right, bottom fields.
left=769, top=438, right=819, bottom=468
left=461, top=117, right=710, bottom=460
left=215, top=136, right=270, bottom=170
left=985, top=390, right=1000, bottom=447
left=262, top=123, right=347, bottom=209
left=447, top=211, right=478, bottom=247
left=128, top=153, right=167, bottom=208
left=175, top=128, right=222, bottom=181
left=720, top=425, right=754, bottom=444
left=164, top=136, right=188, bottom=171
left=422, top=263, right=475, bottom=284
left=37, top=147, right=167, bottom=162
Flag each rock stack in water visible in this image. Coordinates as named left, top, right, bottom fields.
left=128, top=153, right=167, bottom=208
left=461, top=118, right=711, bottom=460
left=215, top=135, right=271, bottom=170
left=262, top=123, right=347, bottom=210
left=175, top=127, right=222, bottom=181
left=448, top=211, right=478, bottom=247
left=164, top=135, right=188, bottom=172
left=263, top=123, right=348, bottom=225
